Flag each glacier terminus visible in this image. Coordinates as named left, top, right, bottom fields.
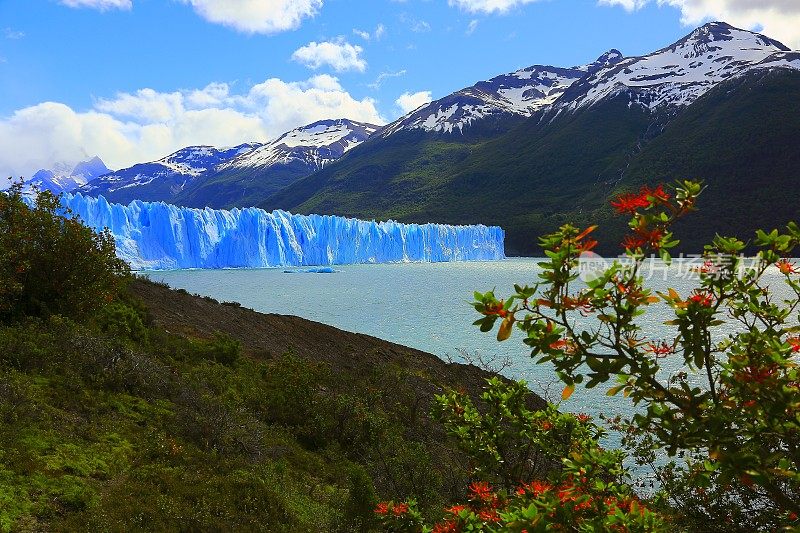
left=54, top=193, right=506, bottom=270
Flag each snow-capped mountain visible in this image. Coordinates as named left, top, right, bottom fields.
left=25, top=156, right=109, bottom=194
left=79, top=144, right=260, bottom=204
left=76, top=119, right=379, bottom=208
left=174, top=119, right=380, bottom=209
left=381, top=22, right=800, bottom=136
left=221, top=119, right=379, bottom=173
left=382, top=50, right=623, bottom=136
left=557, top=22, right=800, bottom=111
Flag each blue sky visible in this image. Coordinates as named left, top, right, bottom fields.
left=0, top=0, right=797, bottom=176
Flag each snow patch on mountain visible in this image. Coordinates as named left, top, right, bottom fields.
left=559, top=22, right=800, bottom=111
left=81, top=144, right=261, bottom=198
left=382, top=50, right=624, bottom=135
left=223, top=119, right=379, bottom=172
left=24, top=156, right=109, bottom=194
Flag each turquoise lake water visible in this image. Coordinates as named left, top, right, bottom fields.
left=145, top=257, right=786, bottom=419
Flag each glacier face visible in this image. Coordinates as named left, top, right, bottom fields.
left=56, top=193, right=505, bottom=270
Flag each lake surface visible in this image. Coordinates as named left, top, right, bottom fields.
left=147, top=257, right=789, bottom=419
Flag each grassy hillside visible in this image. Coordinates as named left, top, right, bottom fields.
left=622, top=68, right=800, bottom=252
left=0, top=278, right=548, bottom=531
left=260, top=69, right=800, bottom=256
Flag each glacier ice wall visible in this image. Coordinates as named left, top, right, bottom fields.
left=54, top=193, right=505, bottom=270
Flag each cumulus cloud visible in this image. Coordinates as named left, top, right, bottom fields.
left=396, top=91, right=432, bottom=114
left=179, top=0, right=322, bottom=34
left=447, top=0, right=541, bottom=14
left=62, top=0, right=322, bottom=33
left=600, top=0, right=800, bottom=48
left=59, top=0, right=131, bottom=10
left=0, top=76, right=384, bottom=178
left=292, top=38, right=367, bottom=72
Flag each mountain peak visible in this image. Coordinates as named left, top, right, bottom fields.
left=677, top=21, right=791, bottom=55
left=224, top=118, right=379, bottom=172
left=25, top=155, right=108, bottom=194
left=581, top=49, right=624, bottom=73
left=556, top=21, right=800, bottom=111
left=71, top=156, right=110, bottom=180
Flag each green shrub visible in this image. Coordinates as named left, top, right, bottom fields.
left=93, top=302, right=148, bottom=343
left=0, top=183, right=129, bottom=323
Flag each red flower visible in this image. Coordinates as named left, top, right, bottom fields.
left=788, top=337, right=800, bottom=353
left=483, top=301, right=507, bottom=317
left=611, top=184, right=670, bottom=215
left=642, top=184, right=670, bottom=204
left=611, top=191, right=650, bottom=215
left=392, top=503, right=409, bottom=516
left=777, top=259, right=798, bottom=275
left=622, top=234, right=647, bottom=250
left=517, top=480, right=552, bottom=497
left=446, top=504, right=468, bottom=515
left=692, top=260, right=718, bottom=275
left=432, top=521, right=460, bottom=533
left=374, top=502, right=389, bottom=515
left=477, top=509, right=501, bottom=523
left=468, top=481, right=494, bottom=501
left=738, top=364, right=777, bottom=384
left=622, top=227, right=664, bottom=250
left=561, top=294, right=593, bottom=314
left=645, top=341, right=674, bottom=358
left=540, top=420, right=553, bottom=431
left=688, top=291, right=714, bottom=307
left=574, top=497, right=593, bottom=511
left=576, top=413, right=591, bottom=423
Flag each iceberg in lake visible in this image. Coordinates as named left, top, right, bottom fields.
left=52, top=193, right=505, bottom=270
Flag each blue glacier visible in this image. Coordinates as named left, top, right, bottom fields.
left=52, top=193, right=505, bottom=270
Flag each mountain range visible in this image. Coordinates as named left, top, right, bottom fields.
left=22, top=156, right=109, bottom=195
left=259, top=22, right=800, bottom=254
left=39, top=21, right=800, bottom=255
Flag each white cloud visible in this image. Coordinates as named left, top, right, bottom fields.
left=353, top=24, right=385, bottom=41
left=59, top=0, right=131, bottom=10
left=600, top=0, right=800, bottom=48
left=292, top=38, right=367, bottom=72
left=368, top=69, right=407, bottom=90
left=60, top=0, right=321, bottom=33
left=411, top=20, right=431, bottom=32
left=180, top=0, right=322, bottom=34
left=396, top=91, right=432, bottom=113
left=4, top=28, right=25, bottom=39
left=597, top=0, right=648, bottom=10
left=447, top=0, right=541, bottom=14
left=466, top=19, right=479, bottom=34
left=0, top=76, right=384, bottom=178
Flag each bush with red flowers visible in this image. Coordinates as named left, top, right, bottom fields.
left=377, top=379, right=665, bottom=531
left=378, top=180, right=800, bottom=532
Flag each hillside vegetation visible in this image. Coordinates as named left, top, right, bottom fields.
left=0, top=186, right=548, bottom=531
